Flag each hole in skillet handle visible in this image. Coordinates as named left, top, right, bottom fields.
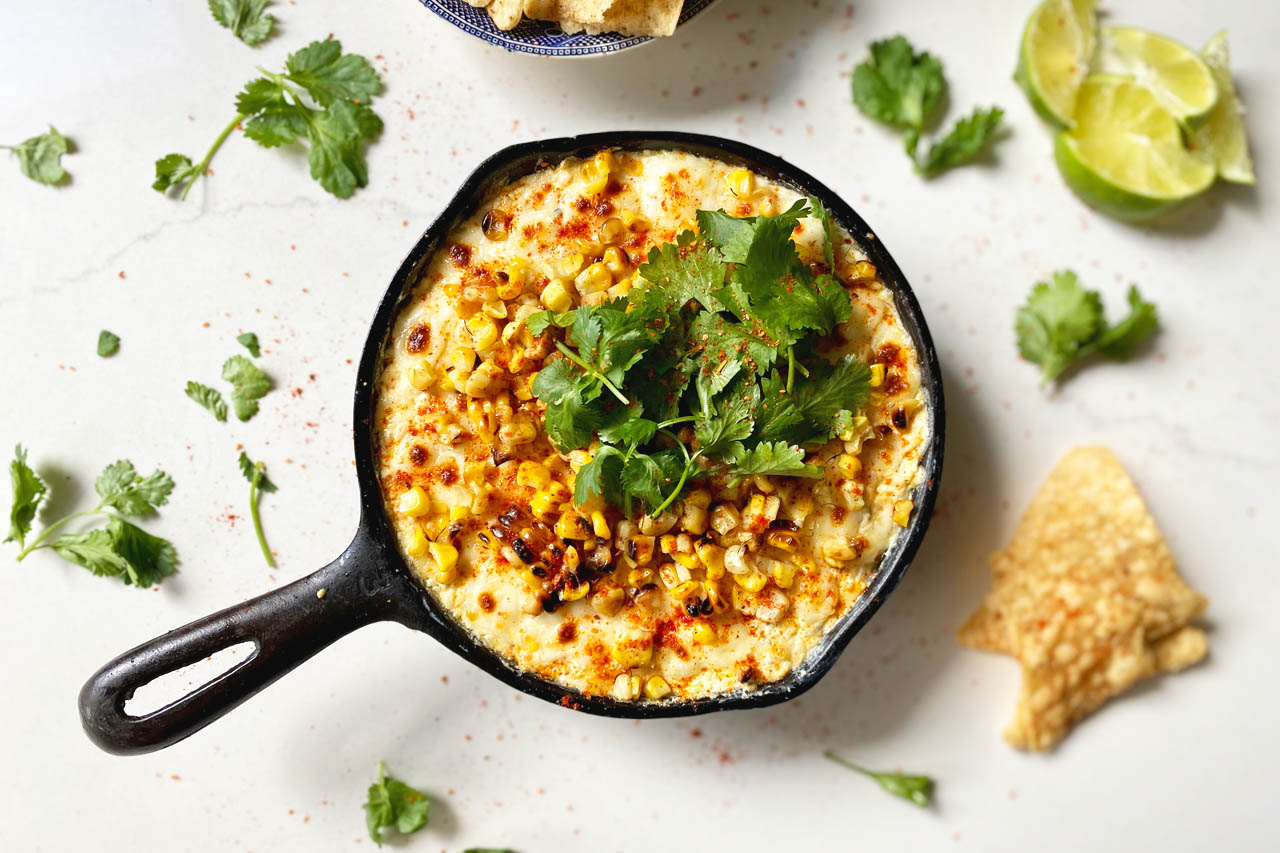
left=77, top=524, right=425, bottom=755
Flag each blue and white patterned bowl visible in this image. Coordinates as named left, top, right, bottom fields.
left=419, top=0, right=719, bottom=57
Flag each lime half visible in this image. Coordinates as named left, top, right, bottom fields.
left=1097, top=26, right=1219, bottom=125
left=1194, top=31, right=1255, bottom=184
left=1015, top=0, right=1098, bottom=126
left=1055, top=75, right=1216, bottom=222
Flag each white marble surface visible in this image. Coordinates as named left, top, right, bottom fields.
left=2, top=0, right=1277, bottom=850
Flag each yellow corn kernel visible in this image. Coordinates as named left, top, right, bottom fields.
left=770, top=561, right=797, bottom=589
left=893, top=499, right=914, bottom=527
left=506, top=256, right=529, bottom=284
left=448, top=505, right=470, bottom=524
left=672, top=552, right=700, bottom=571
left=606, top=276, right=633, bottom=299
left=627, top=567, right=654, bottom=587
left=592, top=586, right=625, bottom=616
left=821, top=538, right=857, bottom=566
left=643, top=676, right=671, bottom=700
left=556, top=252, right=586, bottom=279
left=837, top=454, right=862, bottom=479
left=658, top=564, right=680, bottom=589
left=581, top=153, right=612, bottom=194
left=671, top=580, right=701, bottom=601
left=498, top=413, right=537, bottom=445
left=734, top=571, right=768, bottom=592
left=612, top=637, right=653, bottom=667
left=659, top=534, right=679, bottom=556
left=756, top=195, right=778, bottom=217
left=599, top=217, right=625, bottom=245
left=612, top=673, right=641, bottom=700
left=563, top=545, right=581, bottom=571
left=838, top=415, right=870, bottom=442
left=530, top=491, right=561, bottom=523
left=601, top=246, right=629, bottom=275
left=853, top=260, right=878, bottom=281
left=590, top=511, right=609, bottom=539
left=561, top=579, right=590, bottom=602
left=405, top=524, right=429, bottom=557
left=422, top=513, right=448, bottom=540
left=441, top=281, right=461, bottom=300
left=556, top=510, right=583, bottom=540
left=428, top=541, right=458, bottom=583
left=692, top=623, right=717, bottom=645
left=547, top=482, right=570, bottom=504
left=725, top=168, right=755, bottom=197
left=467, top=315, right=499, bottom=353
left=705, top=580, right=729, bottom=613
left=575, top=261, right=613, bottom=294
left=397, top=486, right=430, bottom=517
left=450, top=346, right=476, bottom=374
left=495, top=277, right=522, bottom=301
left=517, top=461, right=551, bottom=490
left=513, top=373, right=535, bottom=401
left=541, top=279, right=573, bottom=312
left=869, top=363, right=886, bottom=388
left=481, top=299, right=508, bottom=320
left=765, top=529, right=800, bottom=553
left=405, top=362, right=436, bottom=391
left=696, top=542, right=726, bottom=580
left=463, top=461, right=487, bottom=486
left=620, top=210, right=651, bottom=233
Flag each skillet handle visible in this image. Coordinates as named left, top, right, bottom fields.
left=79, top=527, right=418, bottom=755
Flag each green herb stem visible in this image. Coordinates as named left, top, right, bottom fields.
left=15, top=506, right=104, bottom=560
left=183, top=112, right=246, bottom=200
left=554, top=341, right=629, bottom=404
left=249, top=463, right=275, bottom=567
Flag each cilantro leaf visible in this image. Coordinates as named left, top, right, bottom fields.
left=208, top=0, right=275, bottom=46
left=573, top=444, right=625, bottom=508
left=237, top=79, right=308, bottom=147
left=620, top=449, right=686, bottom=513
left=533, top=360, right=605, bottom=452
left=285, top=39, right=383, bottom=107
left=238, top=451, right=277, bottom=493
left=825, top=750, right=933, bottom=807
left=729, top=441, right=822, bottom=480
left=634, top=238, right=732, bottom=313
left=95, top=460, right=175, bottom=517
left=50, top=529, right=128, bottom=578
left=364, top=762, right=430, bottom=847
left=52, top=518, right=178, bottom=588
left=694, top=381, right=758, bottom=458
left=918, top=107, right=1004, bottom=176
left=1016, top=271, right=1157, bottom=385
left=221, top=355, right=270, bottom=421
left=525, top=309, right=576, bottom=337
left=97, top=330, right=120, bottom=357
left=6, top=445, right=46, bottom=546
left=852, top=36, right=945, bottom=133
left=236, top=331, right=261, bottom=357
left=3, top=126, right=71, bottom=185
left=809, top=195, right=836, bottom=269
left=598, top=416, right=657, bottom=447
left=688, top=311, right=784, bottom=410
left=152, top=152, right=203, bottom=194
left=304, top=98, right=383, bottom=199
left=757, top=356, right=871, bottom=445
left=186, top=381, right=228, bottom=421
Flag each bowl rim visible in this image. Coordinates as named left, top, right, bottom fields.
left=356, top=130, right=946, bottom=717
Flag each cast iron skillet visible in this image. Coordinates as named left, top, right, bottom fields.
left=79, top=131, right=946, bottom=755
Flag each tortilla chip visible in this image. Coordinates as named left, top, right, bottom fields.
left=524, top=0, right=611, bottom=26
left=959, top=447, right=1208, bottom=750
left=486, top=0, right=526, bottom=29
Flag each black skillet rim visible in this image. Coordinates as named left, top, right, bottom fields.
left=352, top=131, right=946, bottom=718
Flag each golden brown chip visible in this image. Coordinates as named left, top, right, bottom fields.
left=486, top=0, right=526, bottom=29
left=959, top=446, right=1208, bottom=750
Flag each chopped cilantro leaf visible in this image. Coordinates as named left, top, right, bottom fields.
left=364, top=762, right=430, bottom=847
left=186, top=381, right=228, bottom=422
left=757, top=356, right=872, bottom=445
left=729, top=441, right=822, bottom=480
left=236, top=331, right=262, bottom=357
left=221, top=354, right=270, bottom=421
left=3, top=126, right=71, bottom=185
left=208, top=0, right=275, bottom=46
left=97, top=330, right=120, bottom=357
left=917, top=106, right=1004, bottom=176
left=5, top=445, right=46, bottom=547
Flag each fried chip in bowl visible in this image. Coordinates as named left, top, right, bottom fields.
left=960, top=447, right=1208, bottom=750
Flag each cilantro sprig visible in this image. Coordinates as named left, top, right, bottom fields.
left=1016, top=270, right=1158, bottom=385
left=208, top=0, right=276, bottom=46
left=6, top=446, right=178, bottom=588
left=824, top=750, right=934, bottom=807
left=364, top=762, right=430, bottom=847
left=530, top=199, right=867, bottom=517
left=852, top=35, right=1005, bottom=176
left=3, top=126, right=71, bottom=186
left=154, top=38, right=383, bottom=200
left=238, top=451, right=277, bottom=567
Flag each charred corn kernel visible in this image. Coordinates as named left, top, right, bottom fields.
left=449, top=504, right=470, bottom=523
left=601, top=246, right=629, bottom=274
left=692, top=623, right=717, bottom=645
left=563, top=545, right=581, bottom=571
left=735, top=571, right=768, bottom=592
left=398, top=486, right=430, bottom=517
left=590, top=511, right=609, bottom=539
left=592, top=586, right=625, bottom=616
left=495, top=277, right=522, bottom=300
left=451, top=346, right=477, bottom=374
left=405, top=363, right=436, bottom=391
left=498, top=413, right=537, bottom=445
left=530, top=491, right=561, bottom=522
left=556, top=510, right=583, bottom=540
left=659, top=534, right=678, bottom=556
left=725, top=168, right=755, bottom=197
left=893, top=499, right=914, bottom=527
left=405, top=524, right=429, bottom=557
left=428, top=541, right=458, bottom=580
left=672, top=552, right=700, bottom=571
left=770, top=561, right=797, bottom=588
left=481, top=299, right=508, bottom=320
left=680, top=496, right=709, bottom=535
left=576, top=262, right=613, bottom=294
left=556, top=252, right=586, bottom=279
left=710, top=503, right=741, bottom=535
left=821, top=538, right=857, bottom=566
left=671, top=580, right=701, bottom=601
left=517, top=461, right=551, bottom=490
left=606, top=276, right=633, bottom=299
left=628, top=535, right=655, bottom=566
left=467, top=315, right=499, bottom=353
left=853, top=260, right=878, bottom=280
left=743, top=493, right=767, bottom=526
left=643, top=676, right=671, bottom=700
left=658, top=564, right=680, bottom=589
left=599, top=217, right=625, bottom=245
left=541, top=279, right=573, bottom=312
left=620, top=210, right=651, bottom=232
left=627, top=567, right=654, bottom=587
left=705, top=579, right=729, bottom=613
left=696, top=542, right=726, bottom=579
left=837, top=454, right=862, bottom=479
left=560, top=579, right=589, bottom=602
left=765, top=529, right=800, bottom=553
left=869, top=363, right=886, bottom=388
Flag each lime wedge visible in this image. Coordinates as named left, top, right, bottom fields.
left=1015, top=0, right=1098, bottom=126
left=1096, top=27, right=1219, bottom=125
left=1055, top=74, right=1216, bottom=222
left=1194, top=31, right=1255, bottom=184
